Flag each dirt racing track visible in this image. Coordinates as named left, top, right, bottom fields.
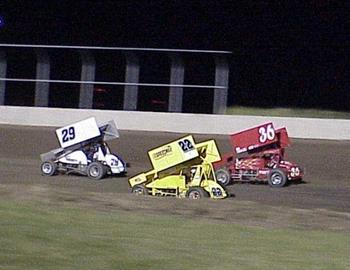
left=1, top=124, right=350, bottom=225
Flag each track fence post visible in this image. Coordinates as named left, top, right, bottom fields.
left=79, top=50, right=95, bottom=109
left=0, top=51, right=6, bottom=105
left=168, top=54, right=184, bottom=112
left=34, top=49, right=50, bottom=107
left=123, top=52, right=140, bottom=111
left=213, top=56, right=229, bottom=114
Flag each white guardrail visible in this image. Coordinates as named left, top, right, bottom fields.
left=1, top=106, right=350, bottom=140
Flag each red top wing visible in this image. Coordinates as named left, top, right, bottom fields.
left=230, top=122, right=278, bottom=154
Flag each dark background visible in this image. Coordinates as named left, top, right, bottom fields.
left=0, top=1, right=349, bottom=111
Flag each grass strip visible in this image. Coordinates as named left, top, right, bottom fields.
left=0, top=200, right=349, bottom=270
left=226, top=106, right=350, bottom=119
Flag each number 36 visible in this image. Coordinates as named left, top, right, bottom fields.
left=258, top=124, right=275, bottom=143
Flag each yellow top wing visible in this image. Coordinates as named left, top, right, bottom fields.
left=148, top=135, right=198, bottom=172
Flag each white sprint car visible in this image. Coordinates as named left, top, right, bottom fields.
left=40, top=117, right=128, bottom=180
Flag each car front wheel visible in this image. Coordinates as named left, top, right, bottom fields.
left=186, top=187, right=209, bottom=199
left=41, top=161, right=57, bottom=176
left=215, top=168, right=231, bottom=186
left=268, top=169, right=287, bottom=187
left=87, top=162, right=107, bottom=180
left=131, top=184, right=148, bottom=195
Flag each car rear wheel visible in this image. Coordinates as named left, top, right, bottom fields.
left=186, top=187, right=209, bottom=199
left=268, top=169, right=287, bottom=187
left=41, top=161, right=57, bottom=176
left=131, top=184, right=148, bottom=195
left=87, top=162, right=107, bottom=180
left=215, top=168, right=231, bottom=186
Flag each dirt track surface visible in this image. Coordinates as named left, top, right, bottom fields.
left=1, top=123, right=350, bottom=215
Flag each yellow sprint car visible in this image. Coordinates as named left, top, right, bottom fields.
left=129, top=135, right=228, bottom=199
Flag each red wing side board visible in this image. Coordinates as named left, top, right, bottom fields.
left=230, top=122, right=278, bottom=154
left=275, top=127, right=291, bottom=148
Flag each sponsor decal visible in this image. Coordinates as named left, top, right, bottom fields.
left=152, top=146, right=173, bottom=160
left=236, top=144, right=259, bottom=153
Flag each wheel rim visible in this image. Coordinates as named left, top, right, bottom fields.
left=189, top=190, right=201, bottom=199
left=271, top=173, right=282, bottom=185
left=217, top=172, right=228, bottom=185
left=133, top=187, right=144, bottom=195
left=89, top=166, right=99, bottom=177
left=42, top=163, right=53, bottom=174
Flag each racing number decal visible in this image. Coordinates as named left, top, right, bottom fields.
left=61, top=127, right=76, bottom=142
left=258, top=124, right=275, bottom=143
left=178, top=139, right=194, bottom=152
left=290, top=167, right=300, bottom=177
left=212, top=187, right=222, bottom=197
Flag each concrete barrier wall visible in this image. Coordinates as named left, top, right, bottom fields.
left=1, top=106, right=350, bottom=140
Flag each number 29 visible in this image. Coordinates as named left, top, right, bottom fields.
left=62, top=127, right=75, bottom=142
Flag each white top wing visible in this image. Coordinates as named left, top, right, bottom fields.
left=55, top=117, right=101, bottom=148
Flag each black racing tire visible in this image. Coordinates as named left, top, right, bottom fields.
left=268, top=168, right=287, bottom=188
left=131, top=184, right=148, bottom=195
left=186, top=187, right=209, bottom=199
left=41, top=161, right=57, bottom=176
left=215, top=168, right=231, bottom=186
left=87, top=162, right=107, bottom=180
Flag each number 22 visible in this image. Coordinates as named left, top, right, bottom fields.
left=179, top=139, right=194, bottom=152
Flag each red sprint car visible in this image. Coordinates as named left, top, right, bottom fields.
left=214, top=122, right=304, bottom=187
